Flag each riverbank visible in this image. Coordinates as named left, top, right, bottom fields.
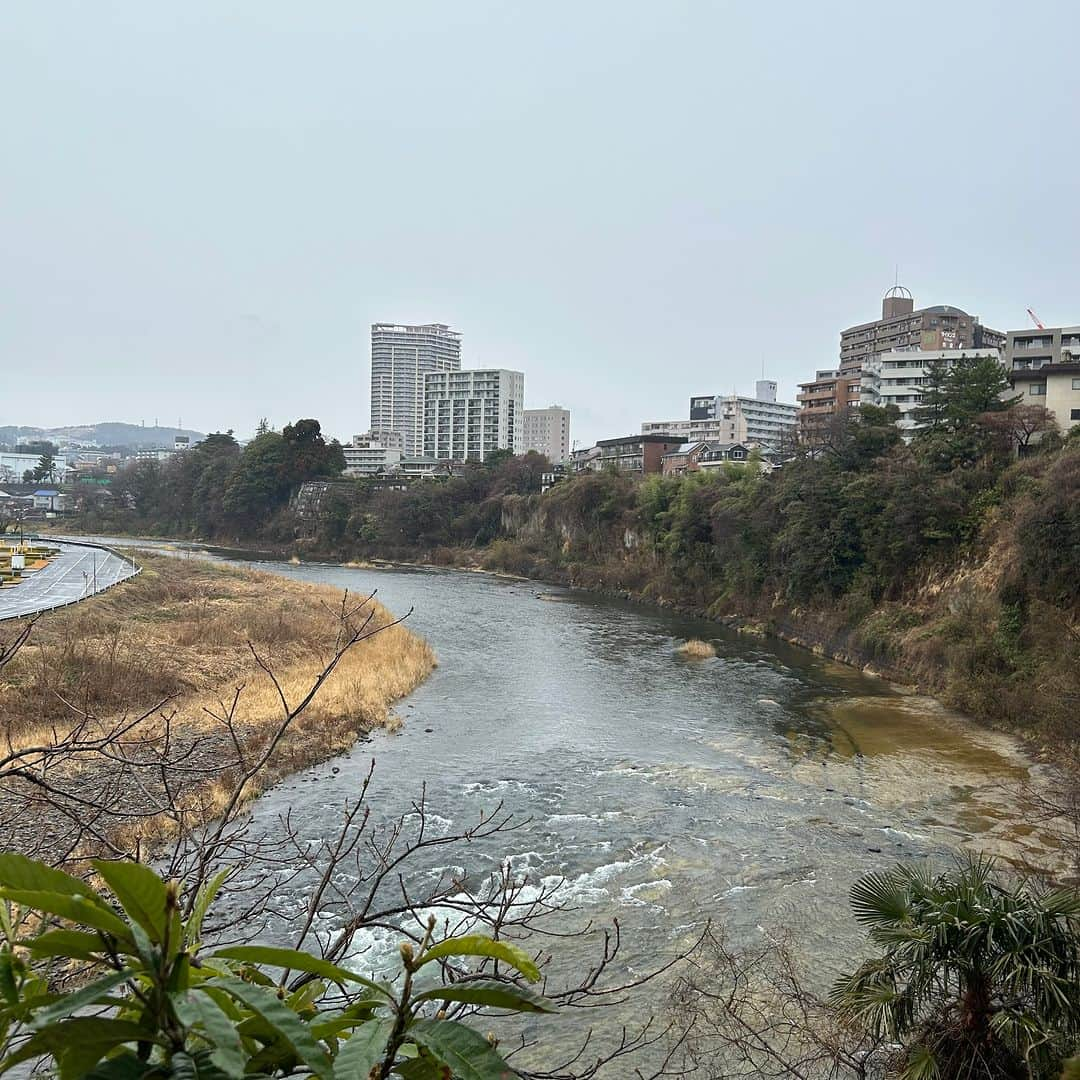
left=50, top=516, right=1080, bottom=767
left=0, top=550, right=435, bottom=859
left=289, top=534, right=1078, bottom=768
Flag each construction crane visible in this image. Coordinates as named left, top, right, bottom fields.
left=1027, top=308, right=1046, bottom=330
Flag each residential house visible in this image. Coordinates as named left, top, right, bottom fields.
left=661, top=441, right=714, bottom=476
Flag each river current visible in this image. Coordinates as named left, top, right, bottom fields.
left=74, top=541, right=1061, bottom=1067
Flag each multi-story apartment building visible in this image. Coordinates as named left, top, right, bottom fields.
left=642, top=381, right=798, bottom=447
left=838, top=288, right=1004, bottom=378
left=370, top=323, right=462, bottom=455
left=570, top=445, right=602, bottom=473
left=796, top=369, right=859, bottom=433
left=1004, top=325, right=1080, bottom=372
left=595, top=434, right=683, bottom=475
left=860, top=349, right=1002, bottom=440
left=798, top=287, right=1005, bottom=428
left=359, top=429, right=405, bottom=451
left=342, top=435, right=403, bottom=477
left=522, top=406, right=571, bottom=464
left=423, top=369, right=524, bottom=462
left=1005, top=325, right=1080, bottom=433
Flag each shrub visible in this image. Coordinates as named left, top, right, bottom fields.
left=0, top=853, right=554, bottom=1078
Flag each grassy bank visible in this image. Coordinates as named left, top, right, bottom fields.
left=0, top=550, right=435, bottom=855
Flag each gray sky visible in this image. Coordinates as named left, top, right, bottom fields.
left=4, top=1, right=1078, bottom=447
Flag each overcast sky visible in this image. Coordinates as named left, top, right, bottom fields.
left=4, top=1, right=1079, bottom=446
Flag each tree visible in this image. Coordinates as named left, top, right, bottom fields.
left=916, top=356, right=1018, bottom=438
left=914, top=360, right=953, bottom=435
left=222, top=430, right=290, bottom=528
left=979, top=402, right=1055, bottom=453
left=31, top=450, right=56, bottom=483
left=0, top=595, right=693, bottom=1080
left=915, top=357, right=1020, bottom=470
left=490, top=450, right=550, bottom=495
left=831, top=856, right=1080, bottom=1079
left=948, top=354, right=1018, bottom=421
left=282, top=419, right=345, bottom=485
left=798, top=405, right=901, bottom=470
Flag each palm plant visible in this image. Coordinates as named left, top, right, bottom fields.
left=830, top=855, right=1080, bottom=1079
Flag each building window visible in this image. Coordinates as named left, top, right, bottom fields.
left=1073, top=378, right=1080, bottom=390
left=1029, top=383, right=1046, bottom=396
left=1073, top=409, right=1080, bottom=421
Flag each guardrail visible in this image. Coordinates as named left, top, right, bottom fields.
left=0, top=536, right=141, bottom=622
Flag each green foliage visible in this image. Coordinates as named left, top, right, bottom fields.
left=914, top=355, right=1019, bottom=470
left=32, top=450, right=57, bottom=484
left=0, top=853, right=554, bottom=1079
left=102, top=421, right=349, bottom=539
left=831, top=855, right=1080, bottom=1079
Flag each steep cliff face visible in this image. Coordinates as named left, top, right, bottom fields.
left=488, top=463, right=1079, bottom=751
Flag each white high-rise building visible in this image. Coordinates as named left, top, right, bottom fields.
left=860, top=348, right=1003, bottom=440
left=641, top=383, right=798, bottom=447
left=423, top=369, right=524, bottom=462
left=370, top=323, right=462, bottom=455
left=522, top=406, right=571, bottom=464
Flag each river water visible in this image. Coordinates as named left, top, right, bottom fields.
left=75, top=541, right=1062, bottom=1068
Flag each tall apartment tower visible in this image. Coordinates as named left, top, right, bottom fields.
left=522, top=406, right=571, bottom=464
left=838, top=287, right=1004, bottom=381
left=798, top=287, right=1005, bottom=429
left=423, top=369, right=525, bottom=462
left=370, top=323, right=462, bottom=455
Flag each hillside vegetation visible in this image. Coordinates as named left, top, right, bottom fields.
left=77, top=364, right=1080, bottom=752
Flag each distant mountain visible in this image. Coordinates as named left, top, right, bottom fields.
left=0, top=422, right=206, bottom=449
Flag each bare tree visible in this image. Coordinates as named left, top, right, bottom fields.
left=667, top=926, right=888, bottom=1079
left=978, top=403, right=1055, bottom=453
left=1, top=595, right=701, bottom=1079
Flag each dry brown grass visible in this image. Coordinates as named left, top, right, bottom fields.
left=0, top=551, right=436, bottom=851
left=678, top=638, right=717, bottom=659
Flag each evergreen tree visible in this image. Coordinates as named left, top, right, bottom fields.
left=914, top=360, right=952, bottom=433
left=31, top=450, right=56, bottom=483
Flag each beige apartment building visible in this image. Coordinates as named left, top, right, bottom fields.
left=522, top=406, right=571, bottom=463
left=1005, top=324, right=1080, bottom=433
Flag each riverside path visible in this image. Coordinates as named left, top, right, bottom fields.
left=0, top=538, right=139, bottom=621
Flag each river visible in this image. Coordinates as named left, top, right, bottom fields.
left=73, top=540, right=1062, bottom=1069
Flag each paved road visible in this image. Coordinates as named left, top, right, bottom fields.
left=0, top=540, right=139, bottom=621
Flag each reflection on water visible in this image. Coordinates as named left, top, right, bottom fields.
left=73, top=538, right=1061, bottom=1066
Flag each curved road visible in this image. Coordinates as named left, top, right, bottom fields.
left=0, top=539, right=139, bottom=621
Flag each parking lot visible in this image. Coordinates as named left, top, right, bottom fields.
left=0, top=540, right=139, bottom=621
